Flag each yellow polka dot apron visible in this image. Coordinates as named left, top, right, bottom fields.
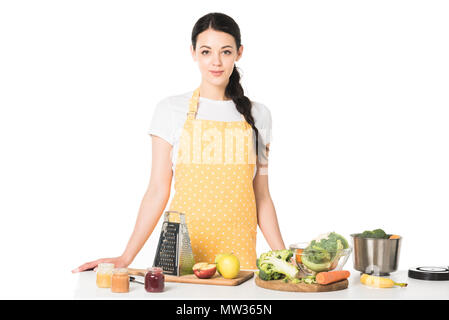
left=168, top=87, right=258, bottom=269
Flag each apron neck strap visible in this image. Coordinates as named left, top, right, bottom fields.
left=187, top=87, right=200, bottom=120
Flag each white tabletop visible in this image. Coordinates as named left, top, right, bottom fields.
left=72, top=269, right=449, bottom=300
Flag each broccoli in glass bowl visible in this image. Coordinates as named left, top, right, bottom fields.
left=290, top=232, right=352, bottom=276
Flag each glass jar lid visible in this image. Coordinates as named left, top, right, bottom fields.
left=97, top=263, right=115, bottom=270
left=146, top=267, right=164, bottom=274
left=112, top=268, right=128, bottom=274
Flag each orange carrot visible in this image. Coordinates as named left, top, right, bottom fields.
left=389, top=235, right=400, bottom=239
left=295, top=249, right=303, bottom=264
left=316, top=270, right=350, bottom=285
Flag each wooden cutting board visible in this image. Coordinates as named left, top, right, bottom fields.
left=128, top=268, right=254, bottom=286
left=255, top=275, right=348, bottom=292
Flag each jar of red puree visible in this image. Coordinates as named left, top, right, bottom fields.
left=144, top=267, right=164, bottom=292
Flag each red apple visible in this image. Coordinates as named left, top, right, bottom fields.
left=192, top=262, right=217, bottom=279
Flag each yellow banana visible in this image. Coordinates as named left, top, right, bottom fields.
left=360, top=273, right=408, bottom=288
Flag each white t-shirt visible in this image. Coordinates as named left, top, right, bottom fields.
left=147, top=90, right=272, bottom=178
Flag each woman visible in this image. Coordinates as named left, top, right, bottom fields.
left=73, top=12, right=285, bottom=272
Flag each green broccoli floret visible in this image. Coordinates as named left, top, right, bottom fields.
left=257, top=249, right=299, bottom=280
left=361, top=230, right=374, bottom=238
left=307, top=245, right=331, bottom=264
left=259, top=249, right=293, bottom=262
left=258, top=268, right=272, bottom=281
left=359, top=228, right=388, bottom=239
left=372, top=229, right=388, bottom=239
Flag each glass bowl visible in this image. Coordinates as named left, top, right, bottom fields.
left=289, top=242, right=352, bottom=276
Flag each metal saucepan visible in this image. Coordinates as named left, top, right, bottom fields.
left=351, top=234, right=402, bottom=276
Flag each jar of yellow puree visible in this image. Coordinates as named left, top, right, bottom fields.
left=96, top=263, right=115, bottom=288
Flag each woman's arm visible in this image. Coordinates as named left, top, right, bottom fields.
left=253, top=144, right=286, bottom=251
left=120, top=135, right=173, bottom=264
left=72, top=136, right=173, bottom=272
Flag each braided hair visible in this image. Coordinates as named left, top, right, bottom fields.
left=191, top=12, right=259, bottom=159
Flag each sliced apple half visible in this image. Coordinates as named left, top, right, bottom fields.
left=192, top=262, right=217, bottom=279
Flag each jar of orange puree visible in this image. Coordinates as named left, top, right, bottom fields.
left=111, top=268, right=129, bottom=293
left=96, top=263, right=114, bottom=288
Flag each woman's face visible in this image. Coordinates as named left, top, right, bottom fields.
left=191, top=28, right=243, bottom=88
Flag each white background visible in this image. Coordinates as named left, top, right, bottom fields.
left=1, top=0, right=448, bottom=299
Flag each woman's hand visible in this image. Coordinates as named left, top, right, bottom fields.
left=71, top=256, right=129, bottom=273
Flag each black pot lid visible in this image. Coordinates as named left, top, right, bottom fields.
left=408, top=266, right=449, bottom=281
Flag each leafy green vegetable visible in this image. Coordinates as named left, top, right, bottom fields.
left=291, top=278, right=300, bottom=284
left=301, top=232, right=349, bottom=273
left=283, top=275, right=317, bottom=284
left=301, top=275, right=317, bottom=284
left=257, top=249, right=299, bottom=280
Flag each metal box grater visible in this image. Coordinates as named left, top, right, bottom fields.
left=152, top=211, right=195, bottom=276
